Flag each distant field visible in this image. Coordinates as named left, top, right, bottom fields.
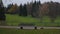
left=6, top=14, right=60, bottom=26
left=0, top=28, right=60, bottom=34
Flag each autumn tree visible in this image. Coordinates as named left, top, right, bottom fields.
left=6, top=4, right=13, bottom=14
left=7, top=4, right=18, bottom=14
left=39, top=2, right=49, bottom=23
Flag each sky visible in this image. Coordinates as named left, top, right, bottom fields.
left=2, top=0, right=60, bottom=7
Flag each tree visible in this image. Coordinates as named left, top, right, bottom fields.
left=7, top=4, right=18, bottom=14
left=48, top=1, right=59, bottom=23
left=22, top=4, right=27, bottom=16
left=0, top=1, right=6, bottom=25
left=55, top=2, right=60, bottom=16
left=31, top=0, right=41, bottom=17
left=31, top=0, right=37, bottom=17
left=19, top=4, right=27, bottom=16
left=39, top=2, right=49, bottom=23
left=19, top=4, right=23, bottom=16
left=6, top=4, right=13, bottom=14
left=26, top=2, right=32, bottom=16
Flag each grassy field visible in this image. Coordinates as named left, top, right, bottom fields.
left=0, top=28, right=60, bottom=34
left=6, top=14, right=60, bottom=26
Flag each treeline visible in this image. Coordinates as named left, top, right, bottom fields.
left=5, top=0, right=41, bottom=17
left=5, top=1, right=60, bottom=16
left=5, top=1, right=60, bottom=23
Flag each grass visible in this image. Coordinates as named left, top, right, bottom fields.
left=0, top=28, right=60, bottom=34
left=6, top=14, right=40, bottom=26
left=6, top=14, right=60, bottom=26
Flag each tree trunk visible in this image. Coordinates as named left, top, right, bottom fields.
left=40, top=16, right=43, bottom=23
left=0, top=20, right=6, bottom=25
left=50, top=18, right=55, bottom=23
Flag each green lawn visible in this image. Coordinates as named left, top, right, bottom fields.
left=6, top=14, right=60, bottom=26
left=0, top=28, right=60, bottom=34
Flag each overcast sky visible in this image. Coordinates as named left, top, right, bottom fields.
left=2, top=0, right=60, bottom=7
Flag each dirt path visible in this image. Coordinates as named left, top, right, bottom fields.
left=0, top=26, right=60, bottom=29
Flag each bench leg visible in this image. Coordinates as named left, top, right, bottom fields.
left=35, top=27, right=37, bottom=29
left=20, top=27, right=23, bottom=29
